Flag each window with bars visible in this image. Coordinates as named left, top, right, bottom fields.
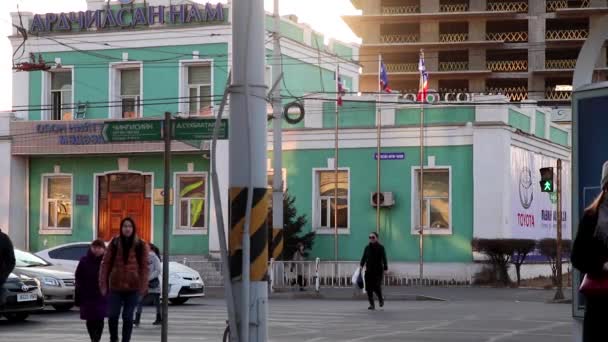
left=187, top=65, right=213, bottom=116
left=413, top=169, right=451, bottom=233
left=315, top=170, right=349, bottom=229
left=120, top=69, right=140, bottom=118
left=176, top=174, right=207, bottom=230
left=43, top=176, right=72, bottom=231
left=50, top=71, right=72, bottom=121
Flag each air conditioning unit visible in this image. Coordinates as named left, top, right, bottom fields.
left=370, top=192, right=395, bottom=208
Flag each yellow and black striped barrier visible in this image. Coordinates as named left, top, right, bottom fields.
left=229, top=187, right=269, bottom=281
left=271, top=228, right=283, bottom=260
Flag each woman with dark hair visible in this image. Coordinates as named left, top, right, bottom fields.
left=99, top=217, right=149, bottom=342
left=572, top=161, right=608, bottom=342
left=134, top=243, right=162, bottom=327
left=75, top=239, right=107, bottom=342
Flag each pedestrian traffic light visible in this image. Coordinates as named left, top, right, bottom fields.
left=539, top=167, right=554, bottom=192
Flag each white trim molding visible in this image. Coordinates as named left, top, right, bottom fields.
left=92, top=170, right=155, bottom=242
left=108, top=61, right=144, bottom=119
left=177, top=59, right=215, bottom=116
left=173, top=171, right=209, bottom=235
left=40, top=66, right=75, bottom=121
left=39, top=173, right=74, bottom=235
left=312, top=167, right=351, bottom=235
left=410, top=165, right=453, bottom=236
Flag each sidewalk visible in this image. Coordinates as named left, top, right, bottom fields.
left=204, top=286, right=574, bottom=303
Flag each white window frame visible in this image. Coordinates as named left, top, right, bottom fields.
left=41, top=67, right=74, bottom=121
left=312, top=167, right=350, bottom=234
left=40, top=173, right=74, bottom=235
left=410, top=166, right=453, bottom=235
left=173, top=172, right=209, bottom=235
left=109, top=62, right=143, bottom=119
left=178, top=59, right=214, bottom=116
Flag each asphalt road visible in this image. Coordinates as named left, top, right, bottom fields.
left=0, top=295, right=574, bottom=342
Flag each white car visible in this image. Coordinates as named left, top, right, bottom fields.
left=36, top=242, right=204, bottom=304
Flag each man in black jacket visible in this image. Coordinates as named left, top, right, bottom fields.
left=360, top=232, right=388, bottom=310
left=0, top=228, right=16, bottom=304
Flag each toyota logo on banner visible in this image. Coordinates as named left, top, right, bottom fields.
left=518, top=167, right=534, bottom=209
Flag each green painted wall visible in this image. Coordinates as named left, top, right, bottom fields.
left=28, top=155, right=209, bottom=255
left=395, top=107, right=475, bottom=125
left=333, top=43, right=353, bottom=60
left=29, top=44, right=229, bottom=121
left=312, top=33, right=325, bottom=50
left=550, top=127, right=569, bottom=146
left=535, top=111, right=546, bottom=139
left=322, top=101, right=375, bottom=128
left=279, top=145, right=474, bottom=262
left=508, top=109, right=531, bottom=133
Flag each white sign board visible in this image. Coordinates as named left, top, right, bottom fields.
left=510, top=146, right=572, bottom=240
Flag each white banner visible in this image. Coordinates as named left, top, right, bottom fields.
left=510, top=146, right=572, bottom=240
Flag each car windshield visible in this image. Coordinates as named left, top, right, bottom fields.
left=15, top=249, right=51, bottom=267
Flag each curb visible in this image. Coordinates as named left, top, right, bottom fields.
left=268, top=292, right=447, bottom=301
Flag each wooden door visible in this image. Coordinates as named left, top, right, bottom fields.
left=103, top=192, right=150, bottom=242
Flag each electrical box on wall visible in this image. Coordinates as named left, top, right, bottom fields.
left=370, top=192, right=395, bottom=208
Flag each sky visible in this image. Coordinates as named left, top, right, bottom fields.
left=0, top=0, right=361, bottom=111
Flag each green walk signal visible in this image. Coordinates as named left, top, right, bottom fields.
left=539, top=167, right=554, bottom=193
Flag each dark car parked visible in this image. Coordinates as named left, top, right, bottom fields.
left=0, top=273, right=44, bottom=322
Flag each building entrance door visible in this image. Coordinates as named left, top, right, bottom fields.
left=98, top=173, right=152, bottom=242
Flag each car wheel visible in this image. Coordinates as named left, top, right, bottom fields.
left=169, top=298, right=189, bottom=305
left=52, top=304, right=74, bottom=312
left=4, top=313, right=29, bottom=322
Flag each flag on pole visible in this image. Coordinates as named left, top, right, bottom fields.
left=337, top=72, right=346, bottom=107
left=417, top=50, right=428, bottom=103
left=379, top=61, right=392, bottom=93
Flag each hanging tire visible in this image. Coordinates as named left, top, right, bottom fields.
left=283, top=101, right=305, bottom=125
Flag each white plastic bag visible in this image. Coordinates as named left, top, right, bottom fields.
left=351, top=267, right=361, bottom=285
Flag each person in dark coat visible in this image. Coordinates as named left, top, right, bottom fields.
left=0, top=228, right=16, bottom=304
left=360, top=231, right=388, bottom=310
left=75, top=239, right=108, bottom=342
left=572, top=161, right=608, bottom=342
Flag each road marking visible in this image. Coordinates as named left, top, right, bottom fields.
left=485, top=321, right=569, bottom=342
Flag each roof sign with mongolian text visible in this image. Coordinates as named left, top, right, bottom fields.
left=29, top=2, right=224, bottom=33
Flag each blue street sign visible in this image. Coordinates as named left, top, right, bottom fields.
left=374, top=152, right=405, bottom=160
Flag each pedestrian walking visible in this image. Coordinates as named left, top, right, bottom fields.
left=99, top=218, right=149, bottom=342
left=291, top=243, right=306, bottom=291
left=0, top=228, right=16, bottom=304
left=75, top=239, right=108, bottom=342
left=359, top=232, right=388, bottom=310
left=572, top=161, right=608, bottom=342
left=134, top=243, right=162, bottom=327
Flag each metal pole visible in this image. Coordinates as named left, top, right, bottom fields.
left=418, top=49, right=425, bottom=282
left=334, top=63, right=340, bottom=285
left=272, top=0, right=284, bottom=262
left=554, top=159, right=564, bottom=300
left=376, top=54, right=381, bottom=234
left=231, top=0, right=268, bottom=340
left=161, top=111, right=171, bottom=342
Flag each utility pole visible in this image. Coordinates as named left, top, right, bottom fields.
left=271, top=0, right=284, bottom=262
left=230, top=0, right=269, bottom=341
left=376, top=54, right=381, bottom=234
left=161, top=111, right=171, bottom=342
left=554, top=158, right=564, bottom=300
